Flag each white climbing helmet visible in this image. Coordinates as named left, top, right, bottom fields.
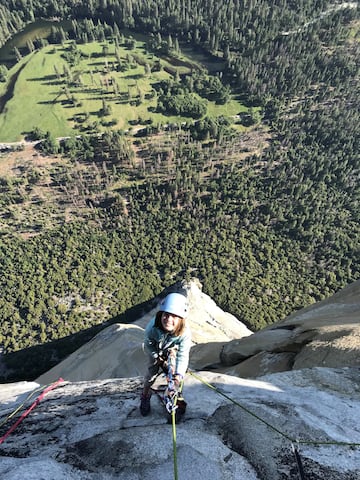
left=160, top=293, right=188, bottom=318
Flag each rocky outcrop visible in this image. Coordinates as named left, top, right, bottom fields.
left=36, top=278, right=360, bottom=384
left=36, top=279, right=360, bottom=384
left=1, top=280, right=360, bottom=479
left=36, top=279, right=252, bottom=384
left=0, top=368, right=359, bottom=480
left=220, top=279, right=360, bottom=377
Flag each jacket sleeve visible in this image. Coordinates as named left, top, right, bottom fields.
left=174, top=327, right=192, bottom=377
left=143, top=318, right=158, bottom=359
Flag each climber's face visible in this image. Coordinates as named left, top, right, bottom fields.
left=161, top=312, right=181, bottom=333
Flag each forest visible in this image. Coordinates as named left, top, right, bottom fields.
left=0, top=0, right=359, bottom=380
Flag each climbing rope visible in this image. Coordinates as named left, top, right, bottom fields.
left=151, top=368, right=184, bottom=480
left=0, top=383, right=46, bottom=430
left=0, top=377, right=64, bottom=445
left=188, top=370, right=360, bottom=480
left=166, top=369, right=182, bottom=480
left=188, top=370, right=360, bottom=447
left=170, top=395, right=179, bottom=480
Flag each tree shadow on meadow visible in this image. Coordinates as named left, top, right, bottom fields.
left=26, top=74, right=59, bottom=83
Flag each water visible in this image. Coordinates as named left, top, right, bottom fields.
left=0, top=19, right=71, bottom=64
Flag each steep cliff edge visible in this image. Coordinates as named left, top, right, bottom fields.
left=1, top=279, right=359, bottom=479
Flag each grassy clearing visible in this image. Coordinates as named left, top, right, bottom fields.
left=0, top=50, right=73, bottom=141
left=0, top=35, right=251, bottom=142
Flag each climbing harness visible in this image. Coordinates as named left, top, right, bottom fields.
left=0, top=377, right=64, bottom=445
left=188, top=370, right=360, bottom=480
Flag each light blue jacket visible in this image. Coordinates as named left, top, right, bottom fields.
left=144, top=317, right=192, bottom=377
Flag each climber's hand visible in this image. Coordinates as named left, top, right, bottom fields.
left=156, top=356, right=169, bottom=373
left=166, top=375, right=181, bottom=396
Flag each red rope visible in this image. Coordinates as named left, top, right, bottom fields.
left=0, top=377, right=64, bottom=445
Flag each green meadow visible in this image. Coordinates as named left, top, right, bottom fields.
left=0, top=36, right=248, bottom=142
left=0, top=51, right=74, bottom=141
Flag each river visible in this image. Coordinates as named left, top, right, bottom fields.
left=0, top=19, right=71, bottom=64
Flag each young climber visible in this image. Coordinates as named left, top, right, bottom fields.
left=140, top=292, right=191, bottom=417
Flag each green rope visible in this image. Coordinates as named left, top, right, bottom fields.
left=188, top=370, right=360, bottom=448
left=171, top=398, right=179, bottom=480
left=0, top=383, right=53, bottom=429
left=170, top=377, right=186, bottom=480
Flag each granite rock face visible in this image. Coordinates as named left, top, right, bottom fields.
left=0, top=368, right=359, bottom=480
left=220, top=279, right=360, bottom=377
left=36, top=279, right=252, bottom=384
left=1, top=280, right=360, bottom=479
left=36, top=279, right=360, bottom=384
